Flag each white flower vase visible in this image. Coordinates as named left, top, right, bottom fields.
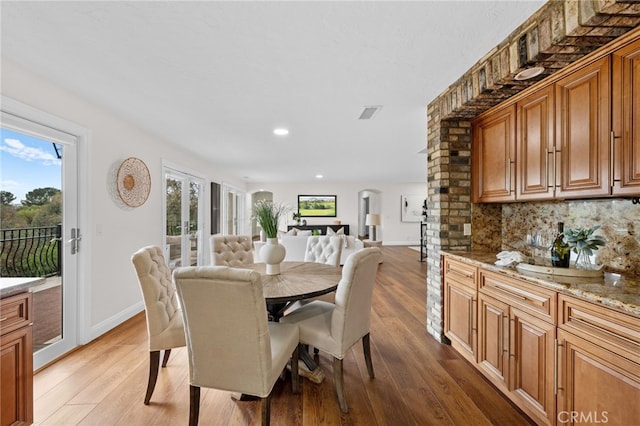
left=261, top=237, right=286, bottom=275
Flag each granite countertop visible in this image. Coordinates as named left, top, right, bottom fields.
left=0, top=277, right=46, bottom=298
left=441, top=250, right=640, bottom=318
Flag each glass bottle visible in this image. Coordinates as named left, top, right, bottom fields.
left=550, top=222, right=570, bottom=268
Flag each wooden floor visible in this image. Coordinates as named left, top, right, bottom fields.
left=34, top=246, right=534, bottom=425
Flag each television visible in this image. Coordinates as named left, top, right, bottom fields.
left=297, top=195, right=337, bottom=217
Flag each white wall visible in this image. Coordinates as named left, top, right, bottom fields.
left=246, top=182, right=426, bottom=245
left=2, top=59, right=246, bottom=342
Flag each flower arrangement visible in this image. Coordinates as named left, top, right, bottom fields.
left=254, top=200, right=289, bottom=238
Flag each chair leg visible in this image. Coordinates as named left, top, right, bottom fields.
left=333, top=357, right=348, bottom=413
left=161, top=349, right=172, bottom=367
left=144, top=351, right=161, bottom=404
left=291, top=345, right=300, bottom=394
left=261, top=394, right=271, bottom=426
left=189, top=385, right=200, bottom=426
left=362, top=333, right=375, bottom=378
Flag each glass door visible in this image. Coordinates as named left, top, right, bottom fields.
left=163, top=167, right=204, bottom=269
left=1, top=112, right=79, bottom=370
left=222, top=184, right=245, bottom=235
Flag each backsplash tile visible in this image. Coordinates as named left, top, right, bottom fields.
left=500, top=199, right=640, bottom=276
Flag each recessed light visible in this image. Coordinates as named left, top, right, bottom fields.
left=315, top=174, right=323, bottom=179
left=273, top=128, right=289, bottom=136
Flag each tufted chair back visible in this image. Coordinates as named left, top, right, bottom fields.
left=210, top=235, right=254, bottom=266
left=131, top=245, right=186, bottom=404
left=304, top=236, right=343, bottom=267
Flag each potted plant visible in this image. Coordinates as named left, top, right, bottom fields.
left=254, top=200, right=289, bottom=274
left=563, top=225, right=606, bottom=269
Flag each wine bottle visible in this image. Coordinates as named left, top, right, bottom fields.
left=551, top=222, right=570, bottom=267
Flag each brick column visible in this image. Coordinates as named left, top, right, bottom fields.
left=425, top=104, right=472, bottom=341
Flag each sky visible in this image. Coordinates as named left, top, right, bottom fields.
left=0, top=127, right=62, bottom=204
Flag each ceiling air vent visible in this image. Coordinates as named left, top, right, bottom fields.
left=358, top=105, right=382, bottom=120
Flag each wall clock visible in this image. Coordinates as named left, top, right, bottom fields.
left=116, top=157, right=151, bottom=207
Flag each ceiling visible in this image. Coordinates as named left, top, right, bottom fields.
left=1, top=1, right=546, bottom=184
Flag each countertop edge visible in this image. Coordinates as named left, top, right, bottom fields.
left=441, top=250, right=640, bottom=318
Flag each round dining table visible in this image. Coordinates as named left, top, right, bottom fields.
left=243, top=261, right=342, bottom=305
left=240, top=261, right=342, bottom=384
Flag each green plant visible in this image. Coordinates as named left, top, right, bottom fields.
left=292, top=212, right=301, bottom=221
left=254, top=200, right=288, bottom=238
left=563, top=225, right=606, bottom=256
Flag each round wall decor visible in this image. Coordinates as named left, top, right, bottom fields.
left=116, top=157, right=151, bottom=207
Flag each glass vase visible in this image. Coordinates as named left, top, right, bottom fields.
left=575, top=250, right=594, bottom=270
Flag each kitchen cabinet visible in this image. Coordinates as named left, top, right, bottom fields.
left=612, top=38, right=640, bottom=195
left=443, top=257, right=478, bottom=363
left=477, top=270, right=556, bottom=426
left=517, top=84, right=555, bottom=200
left=472, top=104, right=516, bottom=203
left=556, top=295, right=640, bottom=426
left=1, top=292, right=33, bottom=426
left=555, top=56, right=611, bottom=198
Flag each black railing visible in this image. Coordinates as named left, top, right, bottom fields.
left=0, top=225, right=62, bottom=277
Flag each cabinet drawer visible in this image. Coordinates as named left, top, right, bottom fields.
left=443, top=257, right=477, bottom=289
left=479, top=270, right=556, bottom=323
left=558, top=294, right=640, bottom=365
left=0, top=292, right=32, bottom=335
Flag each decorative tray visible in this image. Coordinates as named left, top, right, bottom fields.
left=515, top=262, right=604, bottom=278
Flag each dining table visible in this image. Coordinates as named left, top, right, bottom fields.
left=241, top=261, right=343, bottom=384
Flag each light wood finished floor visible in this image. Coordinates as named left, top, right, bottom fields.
left=34, top=246, right=534, bottom=425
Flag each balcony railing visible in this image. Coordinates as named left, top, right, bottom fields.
left=0, top=225, right=62, bottom=277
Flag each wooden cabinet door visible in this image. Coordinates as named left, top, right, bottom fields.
left=557, top=329, right=640, bottom=426
left=517, top=85, right=555, bottom=200
left=477, top=292, right=509, bottom=391
left=555, top=57, right=611, bottom=198
left=612, top=38, right=640, bottom=195
left=472, top=104, right=516, bottom=202
left=1, top=326, right=33, bottom=426
left=509, top=307, right=556, bottom=426
left=444, top=278, right=476, bottom=363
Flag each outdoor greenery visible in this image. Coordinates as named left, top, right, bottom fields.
left=165, top=179, right=199, bottom=236
left=0, top=188, right=62, bottom=228
left=254, top=200, right=288, bottom=238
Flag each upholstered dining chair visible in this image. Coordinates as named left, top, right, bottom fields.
left=210, top=235, right=254, bottom=266
left=173, top=266, right=300, bottom=426
left=281, top=247, right=381, bottom=413
left=131, top=245, right=186, bottom=405
left=303, top=235, right=343, bottom=267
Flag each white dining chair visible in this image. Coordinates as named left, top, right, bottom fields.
left=281, top=247, right=381, bottom=413
left=131, top=245, right=186, bottom=405
left=173, top=266, right=300, bottom=426
left=303, top=235, right=343, bottom=267
left=210, top=235, right=254, bottom=266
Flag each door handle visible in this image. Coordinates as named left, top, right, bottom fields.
left=68, top=228, right=81, bottom=255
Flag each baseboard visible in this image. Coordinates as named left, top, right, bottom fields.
left=88, top=301, right=144, bottom=342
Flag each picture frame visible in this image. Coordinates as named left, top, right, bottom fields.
left=401, top=195, right=423, bottom=222
left=298, top=195, right=337, bottom=217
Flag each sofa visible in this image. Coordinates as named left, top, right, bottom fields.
left=278, top=231, right=364, bottom=265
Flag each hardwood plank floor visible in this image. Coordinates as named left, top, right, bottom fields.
left=34, top=246, right=534, bottom=425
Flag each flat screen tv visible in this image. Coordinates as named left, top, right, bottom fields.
left=298, top=195, right=337, bottom=217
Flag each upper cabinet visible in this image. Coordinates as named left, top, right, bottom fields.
left=472, top=32, right=640, bottom=203
left=612, top=38, right=640, bottom=195
left=555, top=57, right=611, bottom=198
left=517, top=84, right=555, bottom=200
left=472, top=104, right=516, bottom=203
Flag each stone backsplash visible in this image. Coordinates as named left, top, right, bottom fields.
left=498, top=199, right=640, bottom=277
